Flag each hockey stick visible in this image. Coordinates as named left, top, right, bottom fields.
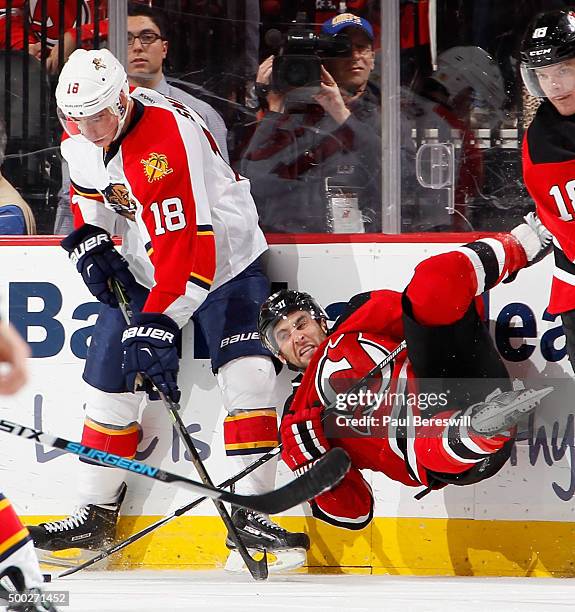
left=0, top=418, right=349, bottom=515
left=56, top=446, right=282, bottom=577
left=112, top=281, right=270, bottom=579
left=55, top=336, right=408, bottom=578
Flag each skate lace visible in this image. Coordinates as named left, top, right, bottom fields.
left=42, top=506, right=90, bottom=533
left=251, top=512, right=286, bottom=533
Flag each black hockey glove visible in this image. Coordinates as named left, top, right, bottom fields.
left=121, top=312, right=181, bottom=403
left=61, top=224, right=137, bottom=307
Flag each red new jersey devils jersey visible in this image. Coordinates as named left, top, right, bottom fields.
left=523, top=100, right=575, bottom=314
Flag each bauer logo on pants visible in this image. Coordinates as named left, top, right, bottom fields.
left=220, top=331, right=260, bottom=348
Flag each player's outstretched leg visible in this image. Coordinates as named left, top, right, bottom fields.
left=468, top=385, right=554, bottom=436
left=28, top=483, right=127, bottom=563
left=225, top=506, right=310, bottom=573
left=28, top=389, right=139, bottom=563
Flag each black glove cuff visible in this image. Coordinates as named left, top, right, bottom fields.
left=132, top=312, right=179, bottom=334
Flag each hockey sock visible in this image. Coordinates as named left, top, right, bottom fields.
left=77, top=418, right=139, bottom=505
left=224, top=409, right=279, bottom=496
left=413, top=410, right=511, bottom=475
left=406, top=234, right=528, bottom=326
left=218, top=356, right=280, bottom=496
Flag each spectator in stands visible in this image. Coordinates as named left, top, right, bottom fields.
left=28, top=0, right=104, bottom=73
left=240, top=13, right=381, bottom=234
left=126, top=2, right=229, bottom=161
left=0, top=120, right=36, bottom=235
left=0, top=1, right=29, bottom=49
left=0, top=1, right=103, bottom=70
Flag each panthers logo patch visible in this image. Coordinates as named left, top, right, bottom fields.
left=92, top=57, right=107, bottom=71
left=141, top=153, right=173, bottom=183
left=103, top=183, right=137, bottom=221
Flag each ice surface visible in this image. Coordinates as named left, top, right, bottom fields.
left=49, top=571, right=575, bottom=612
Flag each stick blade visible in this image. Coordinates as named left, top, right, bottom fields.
left=230, top=448, right=351, bottom=515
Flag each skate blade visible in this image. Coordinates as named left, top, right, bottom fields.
left=36, top=547, right=100, bottom=570
left=225, top=548, right=307, bottom=574
left=473, top=386, right=554, bottom=434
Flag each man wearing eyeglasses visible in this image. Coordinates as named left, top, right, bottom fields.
left=240, top=13, right=381, bottom=234
left=126, top=3, right=229, bottom=163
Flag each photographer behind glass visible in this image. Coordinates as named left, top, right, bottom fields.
left=240, top=13, right=381, bottom=234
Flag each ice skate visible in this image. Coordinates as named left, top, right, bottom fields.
left=0, top=566, right=58, bottom=611
left=28, top=484, right=126, bottom=568
left=469, top=386, right=554, bottom=436
left=225, top=507, right=310, bottom=573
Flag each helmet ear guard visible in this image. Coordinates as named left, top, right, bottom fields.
left=258, top=290, right=327, bottom=358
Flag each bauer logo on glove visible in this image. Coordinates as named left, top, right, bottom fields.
left=69, top=232, right=112, bottom=265
left=61, top=223, right=138, bottom=307
left=121, top=327, right=175, bottom=343
left=121, top=311, right=181, bottom=403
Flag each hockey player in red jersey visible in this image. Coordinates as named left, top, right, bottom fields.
left=27, top=48, right=308, bottom=572
left=520, top=9, right=575, bottom=373
left=259, top=220, right=553, bottom=529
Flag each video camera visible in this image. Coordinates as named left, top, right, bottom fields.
left=270, top=27, right=351, bottom=99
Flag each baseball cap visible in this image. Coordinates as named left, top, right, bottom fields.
left=321, top=13, right=374, bottom=40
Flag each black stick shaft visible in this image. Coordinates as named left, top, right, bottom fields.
left=112, top=280, right=269, bottom=579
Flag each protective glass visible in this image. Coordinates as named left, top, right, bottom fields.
left=521, top=59, right=575, bottom=98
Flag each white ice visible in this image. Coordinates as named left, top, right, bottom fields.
left=44, top=571, right=575, bottom=612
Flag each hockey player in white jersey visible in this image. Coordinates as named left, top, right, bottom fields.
left=28, top=48, right=308, bottom=572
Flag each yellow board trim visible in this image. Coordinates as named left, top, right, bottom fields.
left=224, top=409, right=277, bottom=422
left=0, top=528, right=29, bottom=556
left=23, top=515, right=575, bottom=577
left=224, top=440, right=279, bottom=450
left=0, top=498, right=11, bottom=512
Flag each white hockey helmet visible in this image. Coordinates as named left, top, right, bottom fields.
left=432, top=46, right=506, bottom=111
left=56, top=48, right=130, bottom=140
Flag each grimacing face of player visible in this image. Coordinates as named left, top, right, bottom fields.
left=273, top=310, right=328, bottom=369
left=536, top=58, right=575, bottom=116
left=127, top=15, right=167, bottom=85
left=323, top=28, right=375, bottom=92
